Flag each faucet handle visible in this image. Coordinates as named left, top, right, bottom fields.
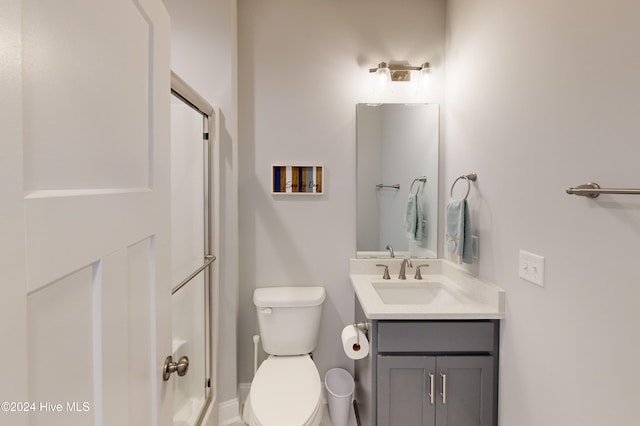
left=414, top=264, right=430, bottom=280
left=376, top=264, right=391, bottom=280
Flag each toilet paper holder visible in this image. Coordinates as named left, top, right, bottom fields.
left=352, top=322, right=370, bottom=350
left=353, top=322, right=369, bottom=333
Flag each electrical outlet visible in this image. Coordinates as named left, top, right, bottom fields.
left=519, top=250, right=545, bottom=287
left=471, top=236, right=479, bottom=260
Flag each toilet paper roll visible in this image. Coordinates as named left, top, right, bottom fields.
left=341, top=325, right=369, bottom=360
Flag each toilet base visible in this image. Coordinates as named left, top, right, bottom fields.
left=243, top=355, right=323, bottom=426
left=242, top=392, right=323, bottom=426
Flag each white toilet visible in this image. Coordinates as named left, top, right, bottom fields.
left=242, top=286, right=326, bottom=426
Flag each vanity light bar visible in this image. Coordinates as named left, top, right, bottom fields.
left=369, top=61, right=430, bottom=82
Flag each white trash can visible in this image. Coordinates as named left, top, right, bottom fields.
left=325, top=368, right=354, bottom=426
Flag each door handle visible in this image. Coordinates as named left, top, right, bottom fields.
left=163, top=355, right=190, bottom=381
left=440, top=372, right=447, bottom=404
left=428, top=373, right=435, bottom=405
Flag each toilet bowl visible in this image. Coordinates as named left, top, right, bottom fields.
left=242, top=286, right=326, bottom=426
left=243, top=355, right=323, bottom=426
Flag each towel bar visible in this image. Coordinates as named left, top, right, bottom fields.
left=171, top=255, right=216, bottom=295
left=566, top=182, right=640, bottom=198
left=450, top=173, right=477, bottom=200
left=376, top=183, right=400, bottom=190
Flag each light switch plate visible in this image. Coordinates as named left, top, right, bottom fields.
left=519, top=250, right=545, bottom=287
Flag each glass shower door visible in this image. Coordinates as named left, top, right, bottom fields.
left=171, top=272, right=208, bottom=426
left=169, top=75, right=214, bottom=425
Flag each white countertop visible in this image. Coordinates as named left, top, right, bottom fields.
left=350, top=258, right=505, bottom=320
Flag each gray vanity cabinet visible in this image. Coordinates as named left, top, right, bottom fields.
left=354, top=299, right=500, bottom=426
left=377, top=355, right=435, bottom=425
left=377, top=355, right=494, bottom=426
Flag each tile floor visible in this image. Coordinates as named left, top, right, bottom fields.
left=229, top=403, right=358, bottom=426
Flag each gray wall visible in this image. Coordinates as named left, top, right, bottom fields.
left=445, top=1, right=640, bottom=424
left=237, top=0, right=446, bottom=384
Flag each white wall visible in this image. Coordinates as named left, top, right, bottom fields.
left=445, top=1, right=640, bottom=424
left=163, top=0, right=240, bottom=411
left=237, top=0, right=446, bottom=384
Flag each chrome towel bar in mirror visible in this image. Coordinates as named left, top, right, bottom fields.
left=376, top=183, right=401, bottom=190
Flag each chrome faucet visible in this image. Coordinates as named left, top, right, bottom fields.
left=386, top=244, right=395, bottom=258
left=398, top=258, right=413, bottom=280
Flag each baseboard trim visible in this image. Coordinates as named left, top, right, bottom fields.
left=238, top=382, right=251, bottom=407
left=218, top=398, right=242, bottom=426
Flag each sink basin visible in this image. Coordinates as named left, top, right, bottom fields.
left=350, top=258, right=506, bottom=319
left=372, top=281, right=463, bottom=305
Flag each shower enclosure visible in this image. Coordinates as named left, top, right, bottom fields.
left=169, top=71, right=217, bottom=425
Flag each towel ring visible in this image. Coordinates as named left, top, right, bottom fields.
left=410, top=176, right=427, bottom=194
left=450, top=173, right=477, bottom=200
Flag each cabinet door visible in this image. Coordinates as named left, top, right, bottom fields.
left=435, top=356, right=495, bottom=426
left=378, top=355, right=437, bottom=426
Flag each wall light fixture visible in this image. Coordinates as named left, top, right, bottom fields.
left=369, top=61, right=430, bottom=82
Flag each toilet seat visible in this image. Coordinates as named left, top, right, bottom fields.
left=244, top=355, right=323, bottom=426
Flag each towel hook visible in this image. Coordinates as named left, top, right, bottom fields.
left=450, top=172, right=477, bottom=200
left=410, top=176, right=427, bottom=194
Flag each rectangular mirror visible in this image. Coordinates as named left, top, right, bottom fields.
left=356, top=103, right=439, bottom=258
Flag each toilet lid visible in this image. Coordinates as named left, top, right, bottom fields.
left=250, top=355, right=321, bottom=426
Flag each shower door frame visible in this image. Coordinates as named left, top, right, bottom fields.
left=170, top=70, right=218, bottom=425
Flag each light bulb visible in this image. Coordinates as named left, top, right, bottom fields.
left=419, top=63, right=431, bottom=90
left=376, top=62, right=391, bottom=85
left=376, top=62, right=391, bottom=86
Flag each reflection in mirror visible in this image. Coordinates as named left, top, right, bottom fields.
left=356, top=103, right=439, bottom=258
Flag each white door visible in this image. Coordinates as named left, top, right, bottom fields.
left=0, top=0, right=173, bottom=425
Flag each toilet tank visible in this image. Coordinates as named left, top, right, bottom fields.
left=253, top=286, right=326, bottom=356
